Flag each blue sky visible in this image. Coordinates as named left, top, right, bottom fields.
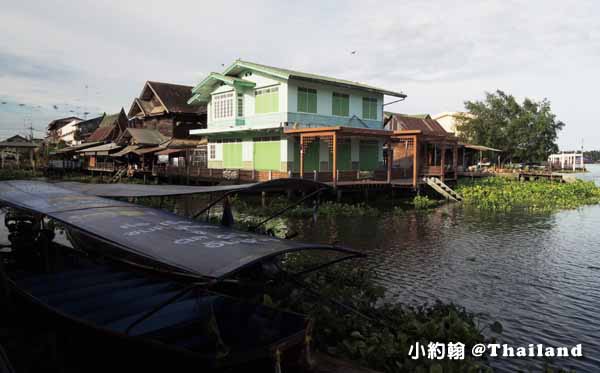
left=1, top=0, right=599, bottom=150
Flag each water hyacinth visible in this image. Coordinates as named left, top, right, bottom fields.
left=456, top=177, right=600, bottom=212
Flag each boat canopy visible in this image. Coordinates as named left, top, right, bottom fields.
left=0, top=180, right=360, bottom=279
left=54, top=178, right=329, bottom=198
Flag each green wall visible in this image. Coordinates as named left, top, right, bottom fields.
left=254, top=141, right=281, bottom=170
left=223, top=143, right=242, bottom=168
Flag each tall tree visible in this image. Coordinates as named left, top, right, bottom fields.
left=456, top=90, right=565, bottom=163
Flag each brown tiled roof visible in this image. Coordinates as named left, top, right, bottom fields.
left=146, top=81, right=206, bottom=114
left=384, top=113, right=448, bottom=135
left=87, top=126, right=115, bottom=142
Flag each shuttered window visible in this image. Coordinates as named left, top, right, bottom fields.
left=332, top=92, right=349, bottom=117
left=362, top=97, right=377, bottom=120
left=297, top=87, right=317, bottom=113
left=255, top=86, right=279, bottom=114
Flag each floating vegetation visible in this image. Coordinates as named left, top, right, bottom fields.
left=412, top=195, right=438, bottom=210
left=456, top=177, right=600, bottom=212
left=263, top=255, right=498, bottom=372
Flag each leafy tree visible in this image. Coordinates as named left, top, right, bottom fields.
left=456, top=90, right=565, bottom=163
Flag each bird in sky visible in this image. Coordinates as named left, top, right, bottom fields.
left=350, top=50, right=357, bottom=55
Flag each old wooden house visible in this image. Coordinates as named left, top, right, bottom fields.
left=128, top=81, right=206, bottom=138
left=384, top=113, right=460, bottom=186
left=86, top=109, right=129, bottom=143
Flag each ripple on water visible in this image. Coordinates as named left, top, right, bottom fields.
left=292, top=201, right=600, bottom=372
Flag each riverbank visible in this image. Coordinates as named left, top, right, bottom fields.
left=456, top=177, right=600, bottom=212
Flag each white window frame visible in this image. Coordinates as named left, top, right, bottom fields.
left=212, top=91, right=234, bottom=120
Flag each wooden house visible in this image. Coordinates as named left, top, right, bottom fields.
left=0, top=135, right=39, bottom=169
left=128, top=81, right=206, bottom=138
left=86, top=109, right=128, bottom=143
left=385, top=113, right=460, bottom=186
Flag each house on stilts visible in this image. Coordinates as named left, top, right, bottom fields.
left=187, top=59, right=406, bottom=184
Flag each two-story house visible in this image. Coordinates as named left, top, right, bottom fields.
left=188, top=60, right=406, bottom=182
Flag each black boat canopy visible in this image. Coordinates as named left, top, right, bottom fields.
left=54, top=178, right=328, bottom=198
left=0, top=180, right=361, bottom=279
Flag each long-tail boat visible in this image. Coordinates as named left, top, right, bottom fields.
left=0, top=180, right=363, bottom=372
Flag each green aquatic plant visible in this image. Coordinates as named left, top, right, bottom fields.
left=262, top=254, right=498, bottom=372
left=412, top=195, right=438, bottom=210
left=456, top=177, right=600, bottom=213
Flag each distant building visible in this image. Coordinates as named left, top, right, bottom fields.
left=86, top=109, right=129, bottom=143
left=0, top=134, right=40, bottom=169
left=548, top=152, right=585, bottom=171
left=431, top=112, right=472, bottom=135
left=76, top=114, right=106, bottom=143
left=46, top=116, right=82, bottom=144
left=128, top=81, right=207, bottom=139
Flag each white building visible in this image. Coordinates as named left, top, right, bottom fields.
left=432, top=112, right=472, bottom=135
left=548, top=152, right=585, bottom=171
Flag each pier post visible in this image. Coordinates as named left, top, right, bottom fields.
left=262, top=191, right=267, bottom=208
left=336, top=189, right=342, bottom=202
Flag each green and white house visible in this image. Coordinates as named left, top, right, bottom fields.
left=188, top=60, right=406, bottom=175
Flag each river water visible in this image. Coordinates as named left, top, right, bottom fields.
left=2, top=167, right=599, bottom=372
left=288, top=164, right=600, bottom=372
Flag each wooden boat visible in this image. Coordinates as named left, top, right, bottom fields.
left=0, top=180, right=363, bottom=372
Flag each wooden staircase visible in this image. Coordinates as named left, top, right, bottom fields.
left=424, top=177, right=463, bottom=202
left=110, top=168, right=127, bottom=183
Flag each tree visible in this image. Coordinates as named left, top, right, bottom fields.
left=456, top=90, right=565, bottom=163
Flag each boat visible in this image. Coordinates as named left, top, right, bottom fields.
left=0, top=180, right=364, bottom=372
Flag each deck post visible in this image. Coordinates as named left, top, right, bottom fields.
left=332, top=132, right=337, bottom=186
left=452, top=144, right=458, bottom=179
left=413, top=135, right=418, bottom=187
left=299, top=135, right=305, bottom=178
left=386, top=140, right=392, bottom=183
left=440, top=142, right=446, bottom=182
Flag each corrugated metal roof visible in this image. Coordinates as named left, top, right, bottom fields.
left=87, top=126, right=115, bottom=142
left=111, top=145, right=140, bottom=157
left=78, top=143, right=122, bottom=154
left=53, top=142, right=103, bottom=154
left=122, top=128, right=169, bottom=146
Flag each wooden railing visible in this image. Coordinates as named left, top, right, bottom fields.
left=155, top=165, right=392, bottom=184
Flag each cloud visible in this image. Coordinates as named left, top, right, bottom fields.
left=0, top=0, right=599, bottom=148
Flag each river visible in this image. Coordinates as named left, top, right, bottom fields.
left=288, top=164, right=600, bottom=372
left=2, top=166, right=599, bottom=372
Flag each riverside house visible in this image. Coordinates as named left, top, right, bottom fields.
left=188, top=60, right=406, bottom=184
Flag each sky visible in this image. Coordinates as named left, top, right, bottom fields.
left=1, top=0, right=598, bottom=150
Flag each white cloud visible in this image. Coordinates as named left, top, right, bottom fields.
left=0, top=0, right=598, bottom=148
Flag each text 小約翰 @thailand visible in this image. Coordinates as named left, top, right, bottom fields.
left=408, top=342, right=583, bottom=360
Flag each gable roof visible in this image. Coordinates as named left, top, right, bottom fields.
left=48, top=116, right=82, bottom=131
left=4, top=135, right=29, bottom=143
left=189, top=59, right=406, bottom=104
left=384, top=113, right=449, bottom=136
left=129, top=81, right=206, bottom=118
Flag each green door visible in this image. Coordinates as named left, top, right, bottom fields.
left=223, top=142, right=242, bottom=168
left=304, top=141, right=320, bottom=172
left=359, top=141, right=379, bottom=170
left=337, top=141, right=352, bottom=171
left=254, top=140, right=281, bottom=171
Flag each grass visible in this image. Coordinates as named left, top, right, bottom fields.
left=456, top=177, right=600, bottom=213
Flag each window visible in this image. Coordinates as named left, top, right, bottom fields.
left=297, top=87, right=317, bottom=113
left=212, top=92, right=234, bottom=120
left=237, top=93, right=244, bottom=117
left=255, top=86, right=279, bottom=114
left=332, top=92, right=349, bottom=116
left=209, top=144, right=216, bottom=160
left=362, top=97, right=377, bottom=120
